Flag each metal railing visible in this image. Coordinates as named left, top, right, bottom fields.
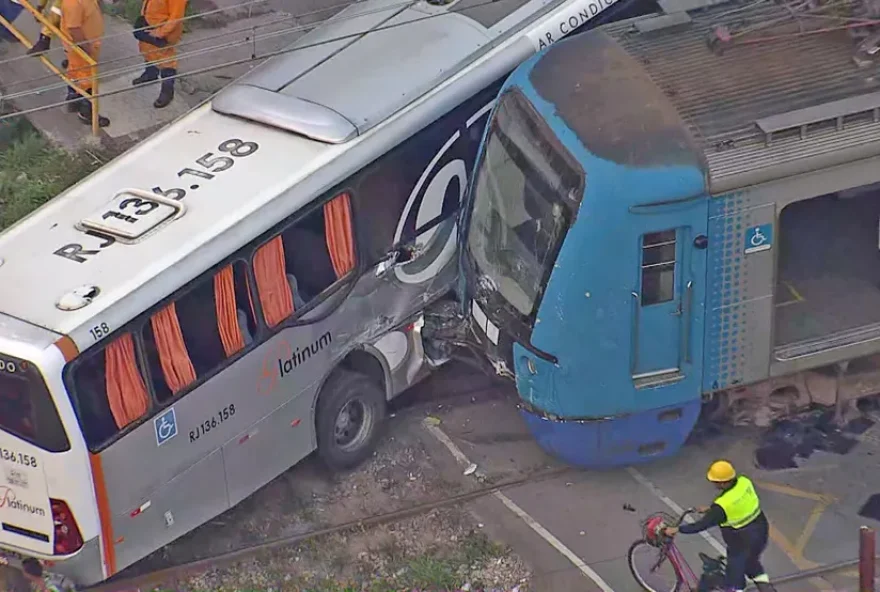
left=0, top=0, right=100, bottom=134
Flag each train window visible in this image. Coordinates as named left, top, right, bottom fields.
left=641, top=230, right=676, bottom=306
left=253, top=192, right=356, bottom=327
left=70, top=333, right=151, bottom=449
left=142, top=262, right=255, bottom=402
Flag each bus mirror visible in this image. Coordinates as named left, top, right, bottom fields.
left=694, top=235, right=708, bottom=250
left=375, top=245, right=419, bottom=277
left=375, top=250, right=400, bottom=277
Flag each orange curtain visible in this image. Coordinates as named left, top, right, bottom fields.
left=324, top=193, right=355, bottom=279
left=150, top=303, right=197, bottom=394
left=104, top=333, right=149, bottom=429
left=214, top=266, right=245, bottom=357
left=253, top=236, right=294, bottom=327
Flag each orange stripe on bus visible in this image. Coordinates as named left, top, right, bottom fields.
left=53, top=336, right=79, bottom=362
left=88, top=454, right=117, bottom=577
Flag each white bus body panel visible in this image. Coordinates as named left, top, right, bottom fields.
left=0, top=322, right=100, bottom=561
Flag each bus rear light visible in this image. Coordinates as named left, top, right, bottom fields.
left=50, top=498, right=83, bottom=555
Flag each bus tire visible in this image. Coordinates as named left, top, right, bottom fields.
left=316, top=369, right=386, bottom=472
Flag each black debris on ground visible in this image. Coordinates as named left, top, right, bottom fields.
left=754, top=408, right=867, bottom=470
left=858, top=493, right=880, bottom=521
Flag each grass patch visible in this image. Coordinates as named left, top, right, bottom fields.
left=400, top=554, right=458, bottom=590
left=157, top=529, right=520, bottom=592
left=102, top=0, right=142, bottom=26
left=459, top=530, right=508, bottom=564
left=0, top=118, right=105, bottom=231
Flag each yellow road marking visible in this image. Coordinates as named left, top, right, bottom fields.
left=769, top=522, right=819, bottom=570
left=783, top=281, right=805, bottom=302
left=795, top=503, right=827, bottom=557
left=767, top=525, right=831, bottom=591
left=753, top=480, right=837, bottom=504
left=755, top=480, right=839, bottom=590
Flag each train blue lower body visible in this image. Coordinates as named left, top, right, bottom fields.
left=519, top=399, right=702, bottom=468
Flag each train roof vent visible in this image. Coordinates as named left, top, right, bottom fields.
left=634, top=11, right=692, bottom=33
left=635, top=0, right=729, bottom=32
left=756, top=90, right=880, bottom=145
left=658, top=0, right=729, bottom=12
left=212, top=85, right=359, bottom=144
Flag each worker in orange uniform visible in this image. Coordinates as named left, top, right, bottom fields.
left=60, top=0, right=109, bottom=127
left=132, top=0, right=186, bottom=109
left=26, top=0, right=61, bottom=56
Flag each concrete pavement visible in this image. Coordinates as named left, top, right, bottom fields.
left=0, top=0, right=348, bottom=149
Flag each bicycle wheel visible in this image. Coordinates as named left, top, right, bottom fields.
left=627, top=539, right=682, bottom=592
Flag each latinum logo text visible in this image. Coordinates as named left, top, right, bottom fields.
left=278, top=332, right=332, bottom=377
left=0, top=487, right=46, bottom=517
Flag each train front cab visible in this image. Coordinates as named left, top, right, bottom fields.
left=460, top=32, right=712, bottom=468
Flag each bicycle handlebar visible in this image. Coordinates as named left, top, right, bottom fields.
left=674, top=508, right=699, bottom=528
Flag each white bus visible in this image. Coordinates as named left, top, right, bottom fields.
left=0, top=0, right=649, bottom=583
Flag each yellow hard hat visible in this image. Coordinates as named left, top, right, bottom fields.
left=707, top=460, right=736, bottom=482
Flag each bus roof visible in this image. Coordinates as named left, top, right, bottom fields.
left=0, top=103, right=333, bottom=342
left=0, top=0, right=494, bottom=347
left=220, top=0, right=497, bottom=136
left=533, top=0, right=880, bottom=193
left=0, top=0, right=596, bottom=351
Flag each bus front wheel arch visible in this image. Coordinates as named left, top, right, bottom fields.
left=315, top=369, right=386, bottom=472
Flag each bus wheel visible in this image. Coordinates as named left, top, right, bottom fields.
left=316, top=370, right=386, bottom=471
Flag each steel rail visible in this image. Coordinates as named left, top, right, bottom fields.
left=83, top=463, right=575, bottom=592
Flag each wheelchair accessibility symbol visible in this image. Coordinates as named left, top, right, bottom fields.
left=154, top=407, right=178, bottom=446
left=744, top=223, right=773, bottom=254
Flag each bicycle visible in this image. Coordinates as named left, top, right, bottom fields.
left=627, top=509, right=728, bottom=592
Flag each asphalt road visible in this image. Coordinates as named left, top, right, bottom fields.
left=422, top=367, right=880, bottom=592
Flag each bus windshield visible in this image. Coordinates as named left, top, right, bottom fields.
left=0, top=357, right=69, bottom=452
left=466, top=89, right=582, bottom=319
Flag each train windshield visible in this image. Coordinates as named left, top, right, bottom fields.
left=466, top=89, right=582, bottom=319
left=0, top=357, right=68, bottom=452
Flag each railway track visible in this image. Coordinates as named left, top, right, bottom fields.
left=79, top=370, right=874, bottom=592
left=87, top=498, right=874, bottom=592
left=84, top=463, right=578, bottom=592
left=79, top=363, right=511, bottom=591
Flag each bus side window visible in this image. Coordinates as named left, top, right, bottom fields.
left=142, top=262, right=255, bottom=402
left=71, top=333, right=151, bottom=448
left=253, top=192, right=356, bottom=327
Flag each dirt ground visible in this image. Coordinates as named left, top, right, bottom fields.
left=113, top=367, right=530, bottom=592
left=150, top=508, right=530, bottom=592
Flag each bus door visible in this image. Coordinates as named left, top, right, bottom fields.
left=630, top=205, right=708, bottom=386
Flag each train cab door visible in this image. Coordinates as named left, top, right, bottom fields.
left=630, top=211, right=707, bottom=388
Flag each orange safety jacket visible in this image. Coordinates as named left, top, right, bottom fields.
left=141, top=0, right=185, bottom=43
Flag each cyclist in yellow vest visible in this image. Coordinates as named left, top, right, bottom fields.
left=663, top=460, right=777, bottom=592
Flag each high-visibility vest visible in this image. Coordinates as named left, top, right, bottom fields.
left=715, top=476, right=761, bottom=529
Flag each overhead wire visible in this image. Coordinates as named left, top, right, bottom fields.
left=3, top=17, right=327, bottom=96
left=0, top=0, right=421, bottom=90
left=0, top=0, right=329, bottom=66
left=0, top=0, right=511, bottom=121
left=0, top=0, right=491, bottom=99
left=0, top=1, right=414, bottom=100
